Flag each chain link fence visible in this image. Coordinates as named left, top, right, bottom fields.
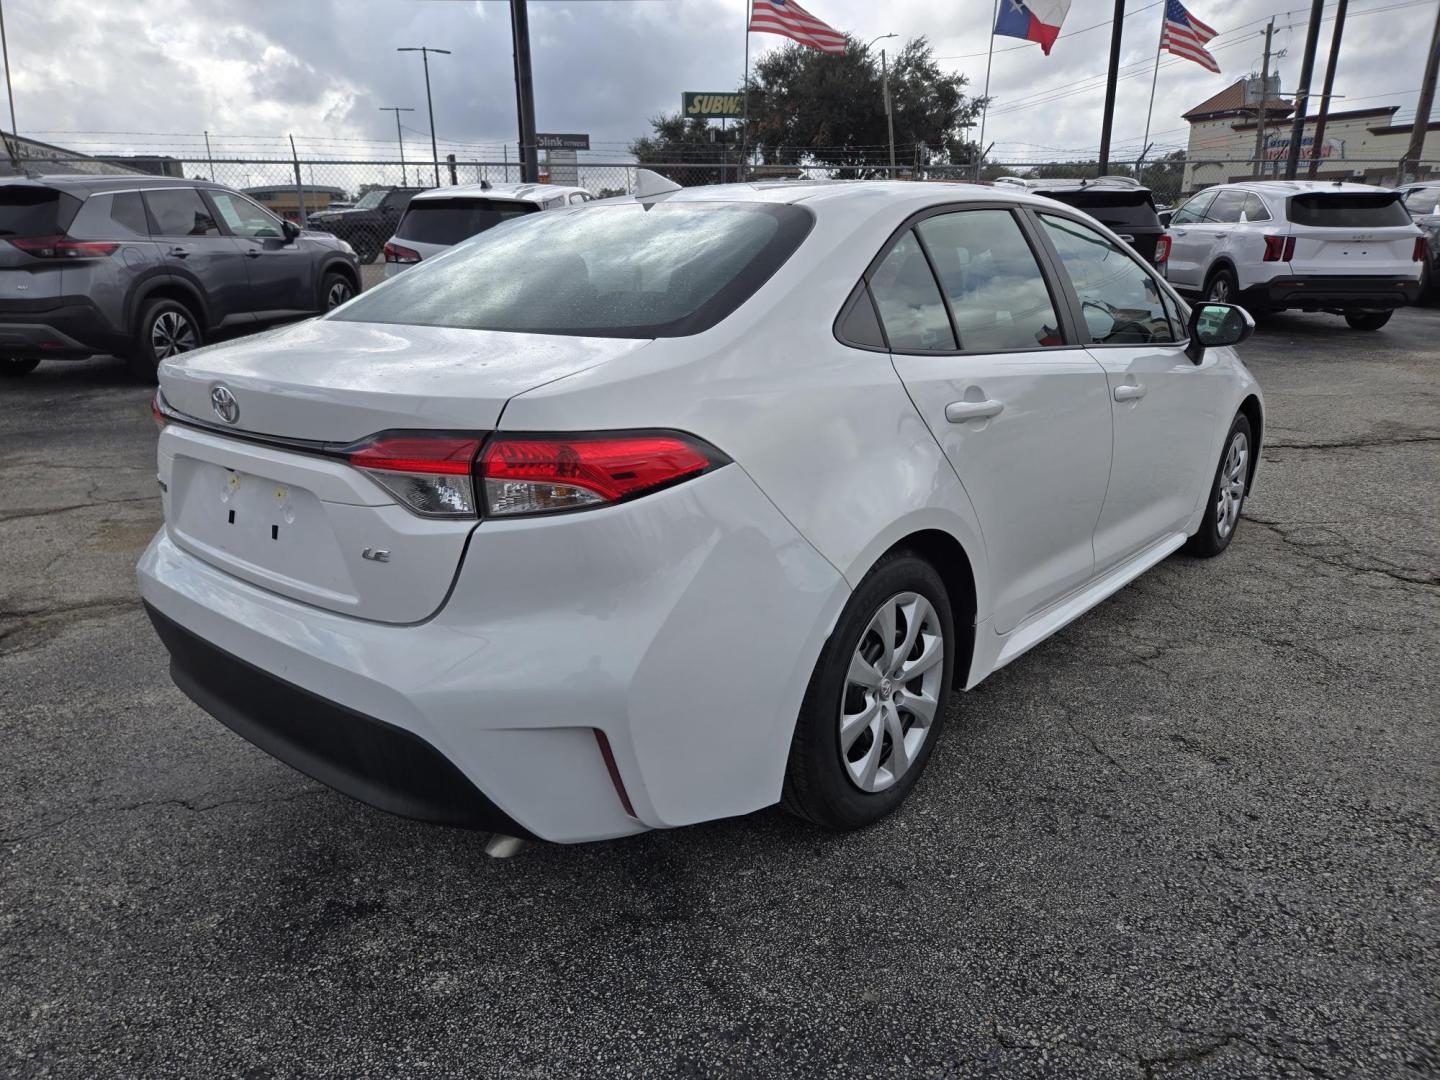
left=7, top=152, right=1436, bottom=273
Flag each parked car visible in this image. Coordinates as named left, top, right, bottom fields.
left=994, top=175, right=1170, bottom=268
left=0, top=175, right=360, bottom=380
left=383, top=182, right=593, bottom=278
left=1400, top=182, right=1440, bottom=298
left=1165, top=180, right=1424, bottom=329
left=140, top=180, right=1262, bottom=846
left=305, top=186, right=426, bottom=264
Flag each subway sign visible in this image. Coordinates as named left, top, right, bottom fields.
left=683, top=92, right=744, bottom=119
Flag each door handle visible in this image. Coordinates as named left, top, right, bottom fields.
left=243, top=248, right=262, bottom=258
left=945, top=399, right=1004, bottom=422
left=167, top=246, right=189, bottom=258
left=1113, top=382, right=1147, bottom=402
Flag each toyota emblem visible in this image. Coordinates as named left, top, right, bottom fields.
left=210, top=385, right=239, bottom=424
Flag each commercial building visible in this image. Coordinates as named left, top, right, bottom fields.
left=1182, top=79, right=1437, bottom=192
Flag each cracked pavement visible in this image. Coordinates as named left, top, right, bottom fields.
left=2, top=308, right=1437, bottom=1078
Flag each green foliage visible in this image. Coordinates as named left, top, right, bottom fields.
left=630, top=114, right=736, bottom=185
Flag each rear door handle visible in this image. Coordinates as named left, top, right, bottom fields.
left=167, top=246, right=190, bottom=258
left=1113, top=382, right=1147, bottom=402
left=243, top=247, right=262, bottom=258
left=945, top=399, right=1004, bottom=422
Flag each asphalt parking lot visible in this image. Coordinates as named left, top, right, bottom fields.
left=2, top=307, right=1436, bottom=1078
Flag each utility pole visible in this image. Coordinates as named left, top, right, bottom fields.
left=1398, top=1, right=1440, bottom=183
left=398, top=46, right=451, bottom=187
left=510, top=0, right=539, bottom=184
left=0, top=0, right=18, bottom=171
left=379, top=106, right=415, bottom=185
left=1253, top=22, right=1275, bottom=177
left=882, top=48, right=897, bottom=175
left=1097, top=0, right=1126, bottom=173
left=1307, top=0, right=1348, bottom=179
left=1284, top=0, right=1325, bottom=180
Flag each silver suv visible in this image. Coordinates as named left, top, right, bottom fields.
left=0, top=175, right=361, bottom=380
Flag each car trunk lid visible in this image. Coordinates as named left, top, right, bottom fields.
left=1283, top=192, right=1420, bottom=276
left=157, top=318, right=650, bottom=623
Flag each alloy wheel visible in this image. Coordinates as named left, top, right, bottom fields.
left=151, top=310, right=197, bottom=359
left=1208, top=276, right=1232, bottom=302
left=839, top=591, right=945, bottom=793
left=326, top=279, right=353, bottom=309
left=1215, top=430, right=1248, bottom=538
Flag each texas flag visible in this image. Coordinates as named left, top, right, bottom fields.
left=994, top=0, right=1072, bottom=55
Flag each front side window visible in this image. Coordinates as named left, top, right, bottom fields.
left=332, top=202, right=813, bottom=338
left=916, top=209, right=1063, bottom=351
left=867, top=230, right=955, bottom=351
left=1170, top=189, right=1217, bottom=226
left=209, top=192, right=284, bottom=238
left=1039, top=213, right=1179, bottom=346
left=395, top=198, right=537, bottom=246
left=143, top=188, right=220, bottom=237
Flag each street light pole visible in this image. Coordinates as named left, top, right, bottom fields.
left=867, top=34, right=898, bottom=176
left=379, top=106, right=415, bottom=185
left=398, top=46, right=452, bottom=186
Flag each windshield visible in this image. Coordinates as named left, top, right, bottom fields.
left=353, top=190, right=387, bottom=210
left=331, top=201, right=814, bottom=338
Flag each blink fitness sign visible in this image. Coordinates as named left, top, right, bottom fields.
left=683, top=92, right=744, bottom=119
left=1264, top=134, right=1346, bottom=161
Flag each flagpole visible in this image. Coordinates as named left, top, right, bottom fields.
left=975, top=0, right=1000, bottom=180
left=1138, top=7, right=1165, bottom=182
left=739, top=0, right=752, bottom=182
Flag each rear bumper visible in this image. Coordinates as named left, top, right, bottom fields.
left=137, top=465, right=849, bottom=843
left=0, top=300, right=119, bottom=357
left=1249, top=275, right=1421, bottom=311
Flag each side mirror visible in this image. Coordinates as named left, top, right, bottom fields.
left=1185, top=302, right=1254, bottom=363
left=282, top=219, right=301, bottom=240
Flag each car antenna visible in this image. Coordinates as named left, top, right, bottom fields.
left=634, top=168, right=681, bottom=209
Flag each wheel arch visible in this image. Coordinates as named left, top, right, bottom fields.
left=1236, top=393, right=1263, bottom=492
left=1204, top=256, right=1239, bottom=291
left=873, top=528, right=979, bottom=691
left=128, top=277, right=210, bottom=337
left=316, top=257, right=361, bottom=309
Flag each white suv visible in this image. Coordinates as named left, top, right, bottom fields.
left=1164, top=180, right=1424, bottom=330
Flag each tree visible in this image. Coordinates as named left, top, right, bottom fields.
left=741, top=37, right=980, bottom=173
left=1137, top=150, right=1187, bottom=201
left=630, top=114, right=737, bottom=186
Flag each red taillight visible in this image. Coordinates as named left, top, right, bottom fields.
left=1414, top=236, right=1428, bottom=262
left=383, top=241, right=420, bottom=264
left=150, top=391, right=166, bottom=429
left=478, top=432, right=724, bottom=517
left=1154, top=233, right=1172, bottom=264
left=1262, top=235, right=1295, bottom=262
left=344, top=433, right=483, bottom=517
left=9, top=235, right=119, bottom=259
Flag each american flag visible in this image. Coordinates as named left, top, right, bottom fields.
left=748, top=0, right=847, bottom=56
left=1160, top=0, right=1220, bottom=73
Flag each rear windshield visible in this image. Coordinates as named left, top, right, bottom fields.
left=332, top=202, right=814, bottom=338
left=1288, top=193, right=1410, bottom=228
left=395, top=198, right=539, bottom=245
left=0, top=185, right=80, bottom=237
left=1041, top=190, right=1158, bottom=228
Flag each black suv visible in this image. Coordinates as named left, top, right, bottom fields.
left=304, top=186, right=426, bottom=264
left=0, top=175, right=360, bottom=381
left=995, top=176, right=1170, bottom=267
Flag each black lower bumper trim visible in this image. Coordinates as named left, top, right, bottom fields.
left=1255, top=276, right=1421, bottom=311
left=144, top=602, right=533, bottom=836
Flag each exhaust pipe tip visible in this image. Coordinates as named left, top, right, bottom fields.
left=484, top=833, right=526, bottom=859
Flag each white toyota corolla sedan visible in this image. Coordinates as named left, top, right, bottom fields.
left=139, top=179, right=1263, bottom=846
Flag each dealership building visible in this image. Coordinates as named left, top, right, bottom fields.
left=1182, top=79, right=1437, bottom=192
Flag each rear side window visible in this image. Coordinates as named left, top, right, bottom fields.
left=395, top=199, right=538, bottom=245
left=1206, top=190, right=1246, bottom=224
left=332, top=202, right=813, bottom=338
left=916, top=209, right=1063, bottom=351
left=1039, top=213, right=1179, bottom=346
left=0, top=185, right=81, bottom=238
left=1288, top=193, right=1410, bottom=228
left=868, top=231, right=955, bottom=351
left=144, top=188, right=221, bottom=237
left=1241, top=194, right=1271, bottom=223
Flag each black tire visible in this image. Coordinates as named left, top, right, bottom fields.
left=0, top=357, right=40, bottom=377
left=1344, top=311, right=1392, bottom=331
left=321, top=270, right=355, bottom=311
left=782, top=551, right=957, bottom=830
left=128, top=297, right=201, bottom=384
left=1185, top=413, right=1253, bottom=558
left=1203, top=265, right=1238, bottom=305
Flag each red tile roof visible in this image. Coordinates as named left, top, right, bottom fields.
left=1185, top=79, right=1292, bottom=121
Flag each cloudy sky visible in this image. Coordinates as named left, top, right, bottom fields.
left=3, top=0, right=1435, bottom=166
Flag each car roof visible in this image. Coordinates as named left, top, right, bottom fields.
left=410, top=182, right=590, bottom=204
left=15, top=174, right=231, bottom=195
left=1218, top=179, right=1396, bottom=196
left=650, top=179, right=1083, bottom=213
